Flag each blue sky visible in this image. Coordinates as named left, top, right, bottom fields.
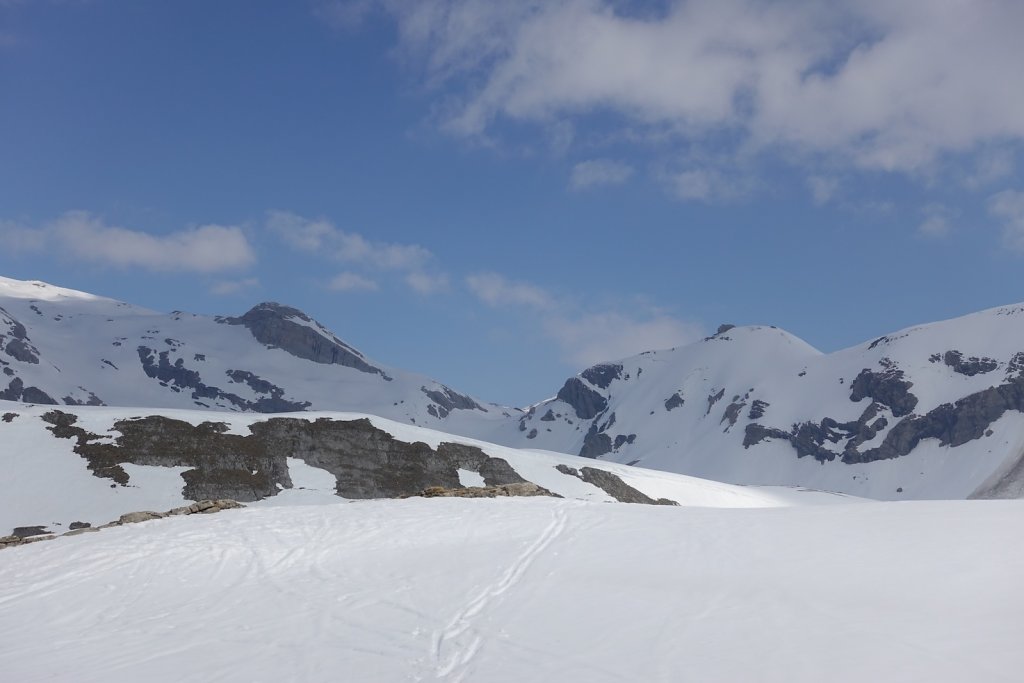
left=2, top=0, right=1024, bottom=406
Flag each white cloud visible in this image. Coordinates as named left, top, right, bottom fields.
left=987, top=189, right=1024, bottom=252
left=406, top=271, right=450, bottom=294
left=672, top=170, right=714, bottom=201
left=267, top=210, right=335, bottom=251
left=351, top=0, right=1024, bottom=176
left=963, top=149, right=1015, bottom=190
left=328, top=271, right=380, bottom=292
left=268, top=210, right=432, bottom=271
left=1, top=211, right=256, bottom=272
left=0, top=219, right=47, bottom=251
left=336, top=232, right=432, bottom=270
left=545, top=311, right=703, bottom=368
left=668, top=168, right=751, bottom=202
left=808, top=176, right=839, bottom=206
left=210, top=278, right=260, bottom=296
left=917, top=204, right=955, bottom=239
left=314, top=0, right=376, bottom=29
left=465, top=270, right=702, bottom=366
left=569, top=159, right=633, bottom=190
left=466, top=272, right=552, bottom=309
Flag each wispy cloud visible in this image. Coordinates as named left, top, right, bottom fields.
left=917, top=204, right=956, bottom=239
left=328, top=271, right=379, bottom=292
left=465, top=270, right=702, bottom=367
left=808, top=176, right=840, bottom=206
left=988, top=190, right=1024, bottom=252
left=268, top=210, right=446, bottom=293
left=667, top=167, right=754, bottom=203
left=569, top=159, right=633, bottom=191
left=406, top=271, right=450, bottom=294
left=544, top=310, right=702, bottom=368
left=2, top=211, right=256, bottom=272
left=313, top=0, right=376, bottom=30
left=466, top=272, right=552, bottom=309
left=210, top=277, right=260, bottom=296
left=268, top=210, right=432, bottom=270
left=963, top=150, right=1016, bottom=190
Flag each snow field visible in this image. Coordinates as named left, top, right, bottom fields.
left=1, top=497, right=1021, bottom=682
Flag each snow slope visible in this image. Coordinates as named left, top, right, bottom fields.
left=0, top=401, right=851, bottom=535
left=0, top=276, right=511, bottom=433
left=1, top=496, right=1020, bottom=682
left=508, top=314, right=1024, bottom=500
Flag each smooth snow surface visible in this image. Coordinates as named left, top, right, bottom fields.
left=456, top=468, right=486, bottom=488
left=1, top=498, right=1020, bottom=682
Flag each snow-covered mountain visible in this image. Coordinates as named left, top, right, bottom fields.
left=513, top=314, right=1024, bottom=500
left=0, top=276, right=510, bottom=434
left=3, top=275, right=1024, bottom=500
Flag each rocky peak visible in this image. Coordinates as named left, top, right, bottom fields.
left=218, top=302, right=390, bottom=379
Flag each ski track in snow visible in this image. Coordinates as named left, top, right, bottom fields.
left=431, top=503, right=572, bottom=682
left=1, top=498, right=1023, bottom=682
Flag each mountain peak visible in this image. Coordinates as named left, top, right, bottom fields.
left=218, top=302, right=388, bottom=378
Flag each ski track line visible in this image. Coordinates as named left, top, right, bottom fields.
left=431, top=503, right=571, bottom=682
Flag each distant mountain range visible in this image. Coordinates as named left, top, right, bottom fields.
left=3, top=275, right=1023, bottom=500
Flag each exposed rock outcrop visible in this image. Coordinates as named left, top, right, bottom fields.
left=137, top=346, right=311, bottom=413
left=746, top=374, right=1024, bottom=466
left=939, top=350, right=999, bottom=377
left=580, top=422, right=612, bottom=458
left=581, top=363, right=623, bottom=389
left=40, top=411, right=535, bottom=502
left=556, top=377, right=608, bottom=420
left=2, top=499, right=245, bottom=550
left=0, top=307, right=41, bottom=365
left=421, top=386, right=485, bottom=418
left=417, top=482, right=556, bottom=498
left=1, top=377, right=57, bottom=404
left=849, top=359, right=918, bottom=417
left=555, top=464, right=677, bottom=505
left=218, top=302, right=389, bottom=378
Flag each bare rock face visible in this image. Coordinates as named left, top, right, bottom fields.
left=932, top=350, right=999, bottom=377
left=580, top=422, right=613, bottom=458
left=0, top=307, right=41, bottom=365
left=43, top=411, right=287, bottom=501
left=3, top=499, right=247, bottom=549
left=664, top=392, right=685, bottom=411
left=11, top=525, right=50, bottom=538
left=745, top=372, right=1024, bottom=469
left=580, top=363, right=623, bottom=389
left=218, top=303, right=390, bottom=378
left=249, top=420, right=528, bottom=499
left=118, top=511, right=163, bottom=524
left=849, top=359, right=918, bottom=417
left=555, top=464, right=677, bottom=505
left=1, top=377, right=58, bottom=404
left=421, top=385, right=486, bottom=418
left=136, top=347, right=311, bottom=413
left=556, top=377, right=608, bottom=420
left=418, top=482, right=556, bottom=498
left=40, top=411, right=540, bottom=503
